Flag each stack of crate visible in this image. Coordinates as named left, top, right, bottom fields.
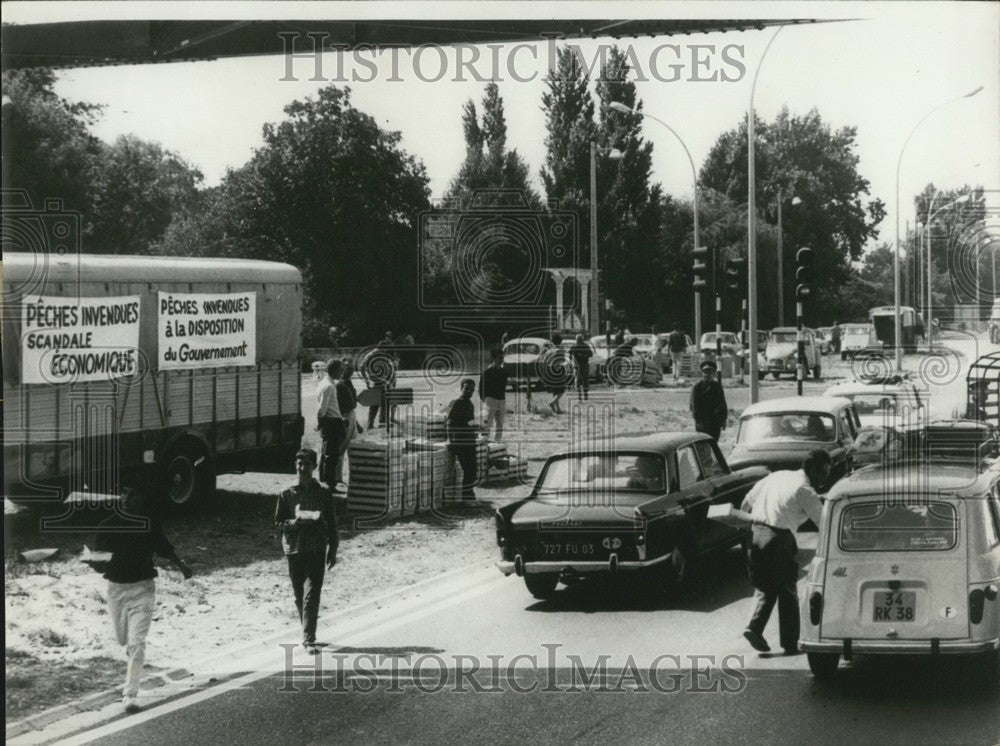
left=346, top=437, right=405, bottom=516
left=404, top=438, right=449, bottom=511
left=399, top=410, right=448, bottom=442
left=482, top=442, right=530, bottom=484
left=400, top=452, right=420, bottom=517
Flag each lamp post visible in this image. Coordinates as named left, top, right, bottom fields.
left=925, top=194, right=970, bottom=347
left=589, top=142, right=623, bottom=337
left=747, top=26, right=785, bottom=404
left=775, top=192, right=802, bottom=327
left=610, top=102, right=701, bottom=346
left=894, top=85, right=982, bottom=370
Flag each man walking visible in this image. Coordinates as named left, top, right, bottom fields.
left=479, top=348, right=508, bottom=441
left=740, top=450, right=830, bottom=654
left=569, top=334, right=593, bottom=400
left=446, top=378, right=479, bottom=500
left=668, top=323, right=688, bottom=381
left=274, top=448, right=338, bottom=653
left=317, top=359, right=346, bottom=488
left=689, top=359, right=728, bottom=440
left=85, top=486, right=192, bottom=712
left=830, top=321, right=842, bottom=354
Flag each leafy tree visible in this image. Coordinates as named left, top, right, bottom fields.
left=90, top=135, right=203, bottom=253
left=158, top=86, right=430, bottom=344
left=1, top=68, right=102, bottom=230
left=700, top=107, right=885, bottom=324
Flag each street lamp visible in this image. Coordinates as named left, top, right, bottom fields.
left=609, top=101, right=703, bottom=344
left=894, top=84, right=982, bottom=370
left=589, top=142, right=623, bottom=336
left=925, top=194, right=970, bottom=347
left=775, top=192, right=802, bottom=327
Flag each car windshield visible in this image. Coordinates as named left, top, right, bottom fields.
left=702, top=333, right=736, bottom=344
left=769, top=332, right=798, bottom=343
left=853, top=427, right=902, bottom=457
left=506, top=343, right=540, bottom=355
left=633, top=335, right=655, bottom=348
left=737, top=413, right=836, bottom=443
left=844, top=325, right=869, bottom=335
left=838, top=392, right=911, bottom=416
left=535, top=453, right=667, bottom=498
left=838, top=501, right=958, bottom=551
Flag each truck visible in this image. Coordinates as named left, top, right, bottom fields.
left=2, top=253, right=304, bottom=510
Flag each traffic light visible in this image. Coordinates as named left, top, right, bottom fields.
left=795, top=247, right=814, bottom=300
left=726, top=256, right=746, bottom=293
left=692, top=246, right=709, bottom=291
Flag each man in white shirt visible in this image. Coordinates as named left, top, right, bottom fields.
left=739, top=449, right=831, bottom=655
left=316, top=359, right=346, bottom=488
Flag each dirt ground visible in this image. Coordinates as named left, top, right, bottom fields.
left=5, top=359, right=855, bottom=721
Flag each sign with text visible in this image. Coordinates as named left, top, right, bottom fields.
left=158, top=291, right=256, bottom=370
left=21, top=295, right=141, bottom=384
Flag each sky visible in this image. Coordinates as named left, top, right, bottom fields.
left=6, top=1, right=1000, bottom=255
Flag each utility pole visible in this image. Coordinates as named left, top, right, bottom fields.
left=776, top=189, right=784, bottom=327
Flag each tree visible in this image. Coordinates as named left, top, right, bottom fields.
left=1, top=68, right=102, bottom=230
left=158, top=86, right=431, bottom=343
left=90, top=135, right=203, bottom=253
left=594, top=47, right=664, bottom=328
left=700, top=107, right=885, bottom=323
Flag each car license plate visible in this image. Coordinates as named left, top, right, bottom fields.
left=873, top=590, right=916, bottom=622
left=538, top=541, right=596, bottom=557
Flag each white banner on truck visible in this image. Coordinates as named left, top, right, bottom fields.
left=158, top=291, right=256, bottom=370
left=21, top=295, right=141, bottom=384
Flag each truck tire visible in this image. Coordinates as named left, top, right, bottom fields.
left=771, top=372, right=780, bottom=380
left=807, top=652, right=840, bottom=680
left=162, top=441, right=215, bottom=512
left=524, top=573, right=558, bottom=599
left=813, top=364, right=822, bottom=380
left=840, top=352, right=846, bottom=360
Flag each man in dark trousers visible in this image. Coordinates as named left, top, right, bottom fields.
left=667, top=322, right=689, bottom=381
left=740, top=449, right=830, bottom=654
left=361, top=342, right=397, bottom=430
left=569, top=334, right=593, bottom=400
left=316, top=358, right=346, bottom=488
left=446, top=378, right=479, bottom=500
left=689, top=359, right=728, bottom=440
left=275, top=448, right=338, bottom=653
left=84, top=485, right=192, bottom=712
left=830, top=321, right=842, bottom=354
left=479, top=348, right=508, bottom=441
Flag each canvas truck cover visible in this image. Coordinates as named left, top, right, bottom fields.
left=2, top=253, right=302, bottom=387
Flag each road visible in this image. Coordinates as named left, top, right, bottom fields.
left=55, top=539, right=999, bottom=746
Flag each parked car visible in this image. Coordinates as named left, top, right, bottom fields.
left=502, top=337, right=553, bottom=390
left=631, top=334, right=658, bottom=360
left=800, top=453, right=1000, bottom=681
left=700, top=332, right=740, bottom=359
left=495, top=432, right=769, bottom=598
left=727, top=396, right=860, bottom=490
left=559, top=339, right=601, bottom=382
left=764, top=327, right=822, bottom=379
left=815, top=327, right=833, bottom=355
left=823, top=378, right=928, bottom=432
left=841, top=322, right=877, bottom=360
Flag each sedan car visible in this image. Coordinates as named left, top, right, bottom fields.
left=495, top=432, right=769, bottom=599
left=503, top=337, right=554, bottom=390
left=655, top=333, right=696, bottom=373
left=700, top=332, right=740, bottom=359
left=823, top=379, right=928, bottom=432
left=800, top=457, right=1000, bottom=681
left=841, top=323, right=875, bottom=360
left=764, top=327, right=822, bottom=379
left=727, top=396, right=860, bottom=490
left=815, top=327, right=833, bottom=355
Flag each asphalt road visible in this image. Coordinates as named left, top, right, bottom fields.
left=60, top=530, right=999, bottom=746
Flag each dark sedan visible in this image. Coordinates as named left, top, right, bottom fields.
left=495, top=432, right=769, bottom=599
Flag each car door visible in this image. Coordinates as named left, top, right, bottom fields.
left=673, top=444, right=713, bottom=542
left=833, top=406, right=857, bottom=481
left=691, top=440, right=745, bottom=550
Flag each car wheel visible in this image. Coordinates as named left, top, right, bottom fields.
left=771, top=372, right=780, bottom=380
left=162, top=441, right=215, bottom=512
left=524, top=573, right=558, bottom=599
left=813, top=365, right=821, bottom=380
left=758, top=372, right=765, bottom=381
left=807, top=652, right=840, bottom=680
left=840, top=352, right=846, bottom=361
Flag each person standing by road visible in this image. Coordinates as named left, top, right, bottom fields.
left=689, top=359, right=728, bottom=440
left=479, top=348, right=508, bottom=441
left=316, top=359, right=346, bottom=487
left=360, top=342, right=396, bottom=430
left=274, top=448, right=338, bottom=654
left=830, top=321, right=842, bottom=354
left=446, top=378, right=479, bottom=500
left=740, top=449, right=830, bottom=655
left=84, top=485, right=192, bottom=712
left=668, top=323, right=688, bottom=382
left=540, top=333, right=570, bottom=413
left=334, top=359, right=359, bottom=491
left=569, top=334, right=593, bottom=401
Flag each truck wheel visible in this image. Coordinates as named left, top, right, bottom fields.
left=524, top=573, right=558, bottom=599
left=813, top=365, right=822, bottom=380
left=162, top=441, right=215, bottom=512
left=840, top=352, right=846, bottom=361
left=771, top=372, right=780, bottom=380
left=807, top=652, right=840, bottom=680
